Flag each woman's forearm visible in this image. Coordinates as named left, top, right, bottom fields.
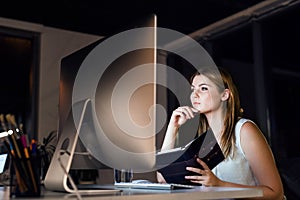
left=160, top=124, right=179, bottom=151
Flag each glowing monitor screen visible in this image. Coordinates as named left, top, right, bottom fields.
left=64, top=14, right=158, bottom=173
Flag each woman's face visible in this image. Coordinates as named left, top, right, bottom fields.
left=190, top=74, right=224, bottom=114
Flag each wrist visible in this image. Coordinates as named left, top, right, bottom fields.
left=215, top=179, right=225, bottom=187
left=168, top=122, right=180, bottom=130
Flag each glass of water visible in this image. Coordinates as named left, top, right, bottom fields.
left=114, top=168, right=133, bottom=183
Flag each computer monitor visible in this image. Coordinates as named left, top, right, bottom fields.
left=44, top=14, right=158, bottom=192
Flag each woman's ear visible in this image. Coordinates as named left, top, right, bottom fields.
left=221, top=89, right=230, bottom=101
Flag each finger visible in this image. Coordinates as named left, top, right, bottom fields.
left=190, top=180, right=202, bottom=185
left=191, top=108, right=200, bottom=114
left=181, top=106, right=195, bottom=119
left=185, top=175, right=205, bottom=184
left=186, top=167, right=206, bottom=176
left=173, top=109, right=185, bottom=118
left=185, top=107, right=195, bottom=118
left=156, top=172, right=166, bottom=183
left=185, top=175, right=200, bottom=180
left=175, top=107, right=191, bottom=119
left=196, top=158, right=210, bottom=170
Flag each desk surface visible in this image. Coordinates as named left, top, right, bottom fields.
left=1, top=185, right=263, bottom=200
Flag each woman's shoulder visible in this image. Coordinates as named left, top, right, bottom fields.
left=235, top=118, right=253, bottom=135
left=235, top=118, right=266, bottom=157
left=237, top=118, right=265, bottom=144
left=236, top=118, right=254, bottom=126
left=237, top=118, right=259, bottom=130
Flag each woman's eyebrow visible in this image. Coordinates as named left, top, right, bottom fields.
left=191, top=83, right=209, bottom=87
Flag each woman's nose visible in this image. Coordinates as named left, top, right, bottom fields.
left=191, top=90, right=199, bottom=98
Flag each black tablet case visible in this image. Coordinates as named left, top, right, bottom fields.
left=157, top=129, right=225, bottom=185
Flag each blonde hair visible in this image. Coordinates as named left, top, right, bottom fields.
left=190, top=67, right=243, bottom=157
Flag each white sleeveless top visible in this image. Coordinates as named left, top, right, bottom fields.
left=212, top=118, right=258, bottom=186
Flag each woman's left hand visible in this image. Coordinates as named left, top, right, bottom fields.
left=185, top=158, right=222, bottom=186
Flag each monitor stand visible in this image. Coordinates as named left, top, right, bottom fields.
left=44, top=98, right=120, bottom=194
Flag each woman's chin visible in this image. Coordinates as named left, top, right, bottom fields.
left=192, top=107, right=201, bottom=113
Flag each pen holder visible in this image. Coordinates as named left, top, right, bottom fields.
left=9, top=152, right=41, bottom=197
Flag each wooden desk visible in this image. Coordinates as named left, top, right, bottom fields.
left=1, top=185, right=262, bottom=200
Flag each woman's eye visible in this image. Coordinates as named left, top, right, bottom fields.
left=200, top=86, right=208, bottom=91
left=191, top=85, right=208, bottom=92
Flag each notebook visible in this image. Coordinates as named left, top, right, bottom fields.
left=156, top=129, right=225, bottom=185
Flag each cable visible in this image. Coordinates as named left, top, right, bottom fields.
left=57, top=151, right=82, bottom=200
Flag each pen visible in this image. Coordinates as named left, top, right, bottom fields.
left=20, top=134, right=38, bottom=193
left=7, top=114, right=38, bottom=193
left=23, top=144, right=38, bottom=193
left=30, top=139, right=37, bottom=155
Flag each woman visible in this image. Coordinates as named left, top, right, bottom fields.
left=157, top=67, right=284, bottom=200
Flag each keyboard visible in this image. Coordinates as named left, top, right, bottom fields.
left=114, top=182, right=195, bottom=190
left=74, top=184, right=122, bottom=194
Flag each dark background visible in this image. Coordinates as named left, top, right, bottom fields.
left=0, top=0, right=268, bottom=139
left=0, top=0, right=265, bottom=36
left=0, top=0, right=299, bottom=160
left=0, top=1, right=299, bottom=198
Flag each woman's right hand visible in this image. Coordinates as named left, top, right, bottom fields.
left=161, top=106, right=200, bottom=152
left=169, top=106, right=199, bottom=128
